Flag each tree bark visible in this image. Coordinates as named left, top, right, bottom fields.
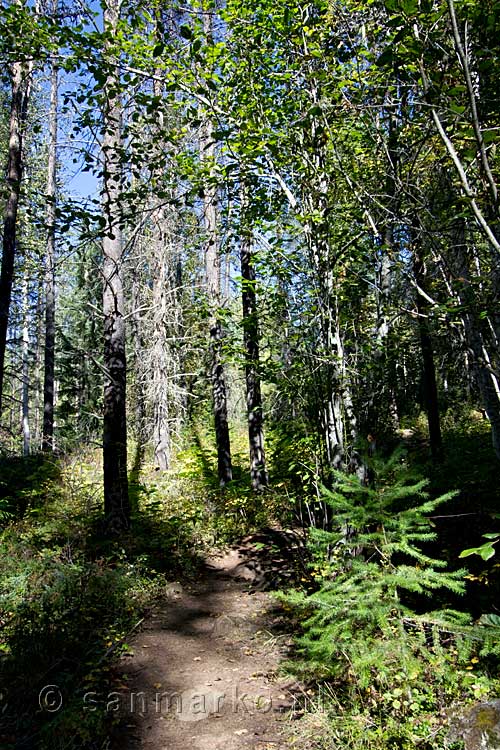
left=144, top=208, right=185, bottom=474
left=452, top=220, right=500, bottom=460
left=201, top=7, right=232, bottom=487
left=102, top=0, right=130, bottom=532
left=240, top=188, right=268, bottom=491
left=21, top=273, right=30, bottom=456
left=304, top=199, right=352, bottom=471
left=0, top=58, right=31, bottom=417
left=151, top=235, right=172, bottom=472
left=375, top=99, right=400, bottom=433
left=33, top=272, right=44, bottom=445
left=413, top=247, right=443, bottom=461
left=42, top=42, right=58, bottom=452
left=130, top=267, right=146, bottom=468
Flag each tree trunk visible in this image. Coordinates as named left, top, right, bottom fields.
left=145, top=211, right=186, bottom=474
left=0, top=58, right=31, bottom=417
left=240, top=189, right=268, bottom=491
left=102, top=0, right=130, bottom=532
left=42, top=44, right=58, bottom=452
left=452, top=220, right=500, bottom=460
left=33, top=273, right=44, bottom=446
left=375, top=102, right=400, bottom=433
left=21, top=273, right=30, bottom=456
left=209, top=316, right=233, bottom=486
left=151, top=242, right=172, bottom=472
left=200, top=9, right=232, bottom=486
left=130, top=267, right=146, bottom=470
left=299, top=72, right=360, bottom=474
left=413, top=247, right=443, bottom=461
left=305, top=212, right=352, bottom=472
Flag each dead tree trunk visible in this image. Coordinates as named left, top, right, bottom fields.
left=151, top=233, right=172, bottom=471
left=149, top=74, right=174, bottom=471
left=42, top=42, right=58, bottom=451
left=130, top=266, right=146, bottom=466
left=375, top=100, right=400, bottom=433
left=21, top=273, right=30, bottom=456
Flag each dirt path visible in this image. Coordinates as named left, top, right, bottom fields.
left=114, top=542, right=303, bottom=750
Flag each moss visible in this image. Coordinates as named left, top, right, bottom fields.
left=450, top=700, right=500, bottom=749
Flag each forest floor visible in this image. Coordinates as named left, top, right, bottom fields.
left=2, top=420, right=499, bottom=750
left=114, top=535, right=305, bottom=750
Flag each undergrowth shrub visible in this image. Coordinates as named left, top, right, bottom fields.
left=281, top=450, right=500, bottom=749
left=0, top=523, right=161, bottom=749
left=0, top=455, right=62, bottom=522
left=0, top=452, right=200, bottom=750
left=174, top=430, right=291, bottom=542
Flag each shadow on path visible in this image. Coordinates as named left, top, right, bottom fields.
left=113, top=558, right=303, bottom=750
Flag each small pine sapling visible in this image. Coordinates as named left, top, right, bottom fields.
left=281, top=449, right=470, bottom=688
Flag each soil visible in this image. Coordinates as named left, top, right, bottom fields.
left=114, top=534, right=306, bottom=750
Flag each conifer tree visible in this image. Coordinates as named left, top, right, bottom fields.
left=0, top=35, right=32, bottom=417
left=101, top=0, right=130, bottom=532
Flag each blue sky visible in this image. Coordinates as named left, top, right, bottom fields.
left=67, top=166, right=98, bottom=199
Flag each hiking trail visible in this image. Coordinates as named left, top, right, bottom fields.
left=115, top=531, right=306, bottom=750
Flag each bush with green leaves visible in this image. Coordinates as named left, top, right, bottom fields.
left=280, top=450, right=500, bottom=748
left=0, top=452, right=200, bottom=750
left=0, top=521, right=162, bottom=750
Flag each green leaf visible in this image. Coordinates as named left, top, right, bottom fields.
left=459, top=548, right=477, bottom=558
left=401, top=0, right=418, bottom=14
left=480, top=545, right=496, bottom=560
left=460, top=542, right=496, bottom=560
left=376, top=47, right=394, bottom=68
left=481, top=130, right=498, bottom=144
left=479, top=613, right=500, bottom=627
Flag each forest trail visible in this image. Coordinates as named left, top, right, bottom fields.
left=115, top=535, right=304, bottom=750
